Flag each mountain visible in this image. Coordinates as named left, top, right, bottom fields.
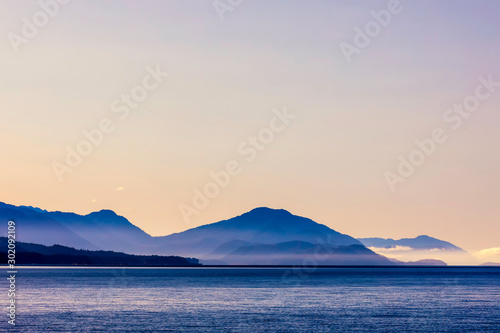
left=357, top=235, right=472, bottom=265
left=0, top=202, right=97, bottom=250
left=358, top=235, right=465, bottom=252
left=155, top=207, right=363, bottom=259
left=407, top=259, right=446, bottom=266
left=0, top=237, right=200, bottom=266
left=220, top=241, right=392, bottom=265
left=0, top=202, right=155, bottom=254
left=0, top=202, right=420, bottom=265
left=388, top=258, right=448, bottom=266
left=480, top=262, right=500, bottom=266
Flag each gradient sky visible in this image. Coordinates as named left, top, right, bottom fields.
left=1, top=1, right=499, bottom=258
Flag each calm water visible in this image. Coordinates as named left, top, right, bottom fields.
left=3, top=267, right=500, bottom=332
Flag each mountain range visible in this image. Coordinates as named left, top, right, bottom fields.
left=0, top=202, right=461, bottom=265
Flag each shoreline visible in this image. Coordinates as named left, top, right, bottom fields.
left=1, top=265, right=499, bottom=269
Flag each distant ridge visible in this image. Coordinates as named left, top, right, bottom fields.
left=0, top=202, right=154, bottom=254
left=388, top=258, right=448, bottom=266
left=480, top=262, right=500, bottom=266
left=0, top=202, right=455, bottom=265
left=358, top=235, right=465, bottom=252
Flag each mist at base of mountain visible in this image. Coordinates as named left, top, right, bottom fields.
left=0, top=237, right=200, bottom=267
left=218, top=241, right=393, bottom=266
left=388, top=258, right=447, bottom=266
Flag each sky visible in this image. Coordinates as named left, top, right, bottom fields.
left=0, top=0, right=499, bottom=261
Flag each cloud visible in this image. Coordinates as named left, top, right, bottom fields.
left=368, top=246, right=477, bottom=265
left=475, top=247, right=500, bottom=259
left=115, top=187, right=125, bottom=191
left=369, top=246, right=414, bottom=253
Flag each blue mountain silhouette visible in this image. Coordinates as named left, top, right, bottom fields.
left=0, top=202, right=453, bottom=265
left=156, top=207, right=363, bottom=258
left=358, top=235, right=465, bottom=252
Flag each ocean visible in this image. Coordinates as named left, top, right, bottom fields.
left=4, top=267, right=500, bottom=332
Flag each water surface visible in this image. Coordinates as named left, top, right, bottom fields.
left=4, top=267, right=500, bottom=332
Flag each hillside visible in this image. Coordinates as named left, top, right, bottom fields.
left=0, top=237, right=200, bottom=266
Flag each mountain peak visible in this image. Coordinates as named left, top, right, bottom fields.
left=93, top=209, right=119, bottom=216
left=161, top=206, right=363, bottom=260
left=245, top=207, right=292, bottom=216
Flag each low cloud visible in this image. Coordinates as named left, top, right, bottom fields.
left=369, top=246, right=478, bottom=265
left=475, top=247, right=500, bottom=262
left=369, top=246, right=414, bottom=253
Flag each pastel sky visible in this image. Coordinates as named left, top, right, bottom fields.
left=1, top=1, right=499, bottom=255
